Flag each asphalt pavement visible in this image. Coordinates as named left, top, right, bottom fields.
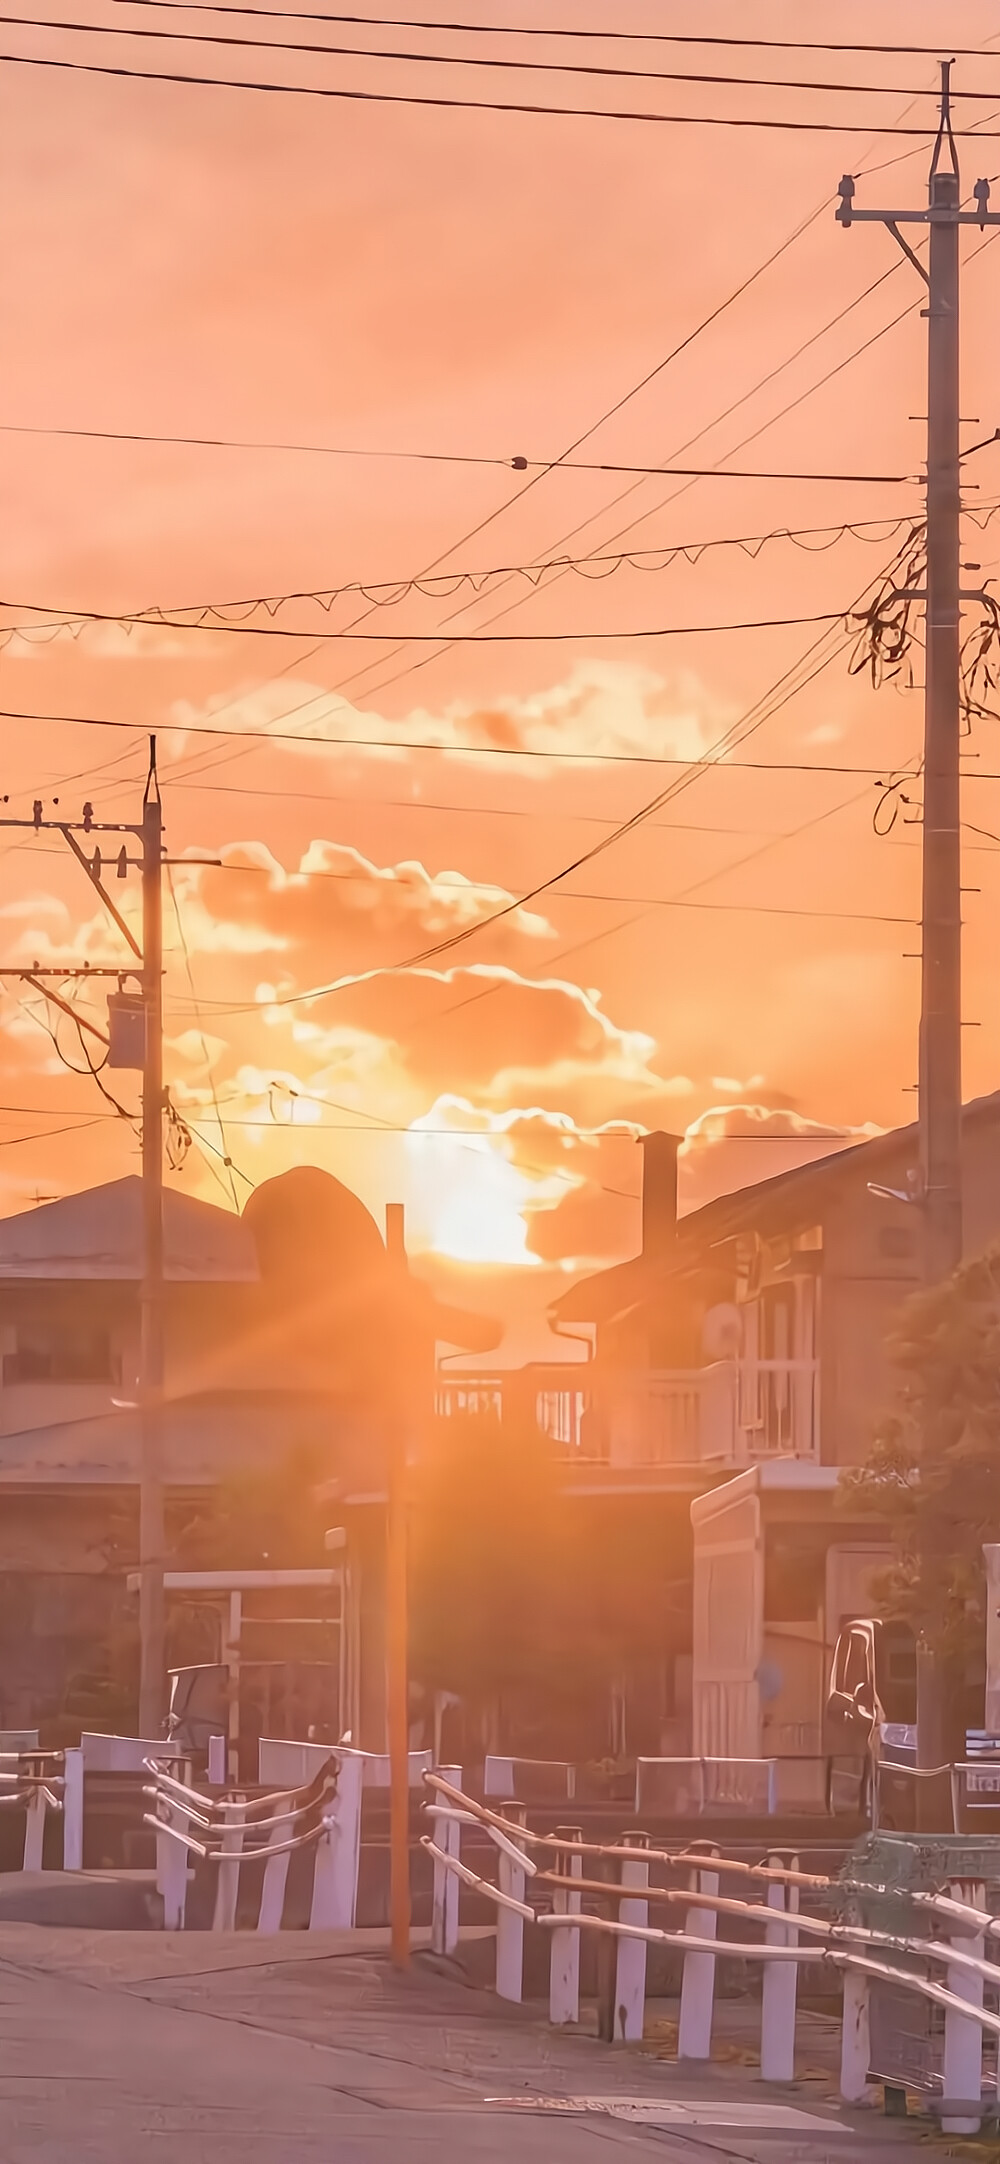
left=0, top=1924, right=933, bottom=2161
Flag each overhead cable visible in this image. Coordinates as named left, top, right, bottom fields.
left=5, top=49, right=1000, bottom=133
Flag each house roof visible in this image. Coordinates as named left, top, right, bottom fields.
left=552, top=1088, right=1000, bottom=1325
left=0, top=1176, right=258, bottom=1283
left=0, top=1171, right=503, bottom=1352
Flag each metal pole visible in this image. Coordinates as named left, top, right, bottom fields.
left=385, top=1200, right=411, bottom=1968
left=916, top=143, right=963, bottom=1790
left=920, top=158, right=963, bottom=1287
left=138, top=739, right=166, bottom=1737
left=834, top=64, right=992, bottom=1804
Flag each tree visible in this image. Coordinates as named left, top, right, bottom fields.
left=174, top=1445, right=327, bottom=1572
left=409, top=1407, right=571, bottom=1753
left=842, top=1245, right=1000, bottom=1736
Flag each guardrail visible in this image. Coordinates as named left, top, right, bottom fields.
left=143, top=1748, right=364, bottom=1932
left=422, top=1769, right=1000, bottom=2132
left=0, top=1749, right=66, bottom=1871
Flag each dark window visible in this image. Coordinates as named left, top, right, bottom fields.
left=764, top=1537, right=822, bottom=1623
left=842, top=1628, right=873, bottom=1697
left=876, top=1621, right=917, bottom=1723
left=3, top=1326, right=119, bottom=1385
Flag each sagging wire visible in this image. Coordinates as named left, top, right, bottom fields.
left=961, top=590, right=1000, bottom=724
left=0, top=511, right=957, bottom=643
left=32, top=987, right=140, bottom=1126
left=165, top=862, right=240, bottom=1209
left=849, top=521, right=926, bottom=695
left=859, top=529, right=1000, bottom=833
left=165, top=1095, right=192, bottom=1172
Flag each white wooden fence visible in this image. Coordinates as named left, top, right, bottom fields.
left=423, top=1769, right=1000, bottom=2134
left=0, top=1749, right=66, bottom=1871
left=143, top=1747, right=364, bottom=1932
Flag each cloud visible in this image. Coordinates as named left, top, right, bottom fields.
left=172, top=840, right=553, bottom=970
left=1, top=839, right=553, bottom=982
left=680, top=1100, right=881, bottom=1212
left=289, top=962, right=684, bottom=1120
left=404, top=1097, right=642, bottom=1267
left=172, top=657, right=732, bottom=769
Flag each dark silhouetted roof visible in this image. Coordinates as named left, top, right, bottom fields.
left=551, top=1089, right=1000, bottom=1325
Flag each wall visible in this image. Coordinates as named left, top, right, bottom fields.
left=691, top=1488, right=762, bottom=1759
left=817, top=1115, right=1000, bottom=1464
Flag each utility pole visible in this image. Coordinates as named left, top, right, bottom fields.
left=138, top=742, right=166, bottom=1737
left=0, top=754, right=167, bottom=1733
left=838, top=66, right=1000, bottom=1788
left=384, top=1200, right=411, bottom=1969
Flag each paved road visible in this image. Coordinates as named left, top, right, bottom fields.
left=0, top=1926, right=923, bottom=2161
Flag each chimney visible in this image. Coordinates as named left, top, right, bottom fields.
left=639, top=1132, right=683, bottom=1260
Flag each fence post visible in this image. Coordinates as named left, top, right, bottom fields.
left=677, top=1845, right=719, bottom=2061
left=208, top=1734, right=227, bottom=1786
left=549, top=1825, right=583, bottom=2027
left=21, top=1763, right=46, bottom=1874
left=760, top=1853, right=799, bottom=2083
left=157, top=1805, right=189, bottom=1931
left=942, top=1880, right=985, bottom=2136
left=310, top=1754, right=362, bottom=1930
left=495, top=1801, right=527, bottom=2004
left=62, top=1748, right=84, bottom=1872
left=212, top=1795, right=246, bottom=1932
left=613, top=1832, right=650, bottom=2043
left=840, top=1968, right=872, bottom=2103
left=430, top=1766, right=462, bottom=1957
left=257, top=1799, right=294, bottom=1934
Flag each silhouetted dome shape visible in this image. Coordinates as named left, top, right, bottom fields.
left=243, top=1165, right=386, bottom=1286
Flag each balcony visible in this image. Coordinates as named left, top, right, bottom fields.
left=435, top=1358, right=820, bottom=1467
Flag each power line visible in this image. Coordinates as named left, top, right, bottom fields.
left=236, top=533, right=920, bottom=1009
left=0, top=425, right=915, bottom=485
left=0, top=513, right=919, bottom=631
left=0, top=700, right=929, bottom=766
left=0, top=605, right=852, bottom=647
left=0, top=1116, right=105, bottom=1146
left=163, top=169, right=866, bottom=791
left=5, top=48, right=1000, bottom=132
left=165, top=863, right=240, bottom=1208
left=6, top=14, right=994, bottom=101
left=354, top=216, right=1000, bottom=710
left=323, top=188, right=949, bottom=706
left=188, top=854, right=916, bottom=926
left=207, top=636, right=856, bottom=1016
left=104, top=3, right=1000, bottom=64
left=279, top=271, right=922, bottom=710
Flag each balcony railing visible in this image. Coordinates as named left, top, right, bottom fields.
left=435, top=1358, right=820, bottom=1466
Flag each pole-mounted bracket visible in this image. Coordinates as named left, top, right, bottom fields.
left=867, top=1169, right=926, bottom=1208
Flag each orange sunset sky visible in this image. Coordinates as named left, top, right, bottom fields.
left=2, top=0, right=1000, bottom=1354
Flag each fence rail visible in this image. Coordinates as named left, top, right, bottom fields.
left=423, top=1768, right=1000, bottom=2132
left=143, top=1748, right=364, bottom=1933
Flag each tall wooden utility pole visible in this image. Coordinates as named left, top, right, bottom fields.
left=0, top=756, right=166, bottom=1728
left=138, top=739, right=166, bottom=1737
left=837, top=66, right=1000, bottom=1785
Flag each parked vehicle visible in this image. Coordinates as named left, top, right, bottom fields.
left=166, top=1660, right=340, bottom=1780
left=825, top=1616, right=992, bottom=1827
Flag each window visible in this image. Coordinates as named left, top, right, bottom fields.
left=3, top=1325, right=119, bottom=1385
